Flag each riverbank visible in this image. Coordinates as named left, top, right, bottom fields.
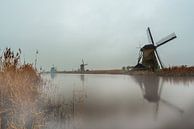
left=46, top=66, right=194, bottom=77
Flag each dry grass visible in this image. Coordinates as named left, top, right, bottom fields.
left=159, top=65, right=194, bottom=76
left=0, top=48, right=44, bottom=129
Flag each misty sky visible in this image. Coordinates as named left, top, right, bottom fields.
left=0, top=0, right=194, bottom=71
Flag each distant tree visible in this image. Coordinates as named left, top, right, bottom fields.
left=127, top=66, right=131, bottom=71
left=122, top=66, right=126, bottom=71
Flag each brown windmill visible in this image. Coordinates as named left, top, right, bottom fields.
left=135, top=27, right=177, bottom=71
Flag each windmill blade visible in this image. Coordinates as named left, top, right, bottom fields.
left=156, top=32, right=177, bottom=48
left=154, top=50, right=164, bottom=69
left=137, top=50, right=143, bottom=64
left=147, top=27, right=155, bottom=45
left=82, top=59, right=84, bottom=64
left=137, top=56, right=141, bottom=64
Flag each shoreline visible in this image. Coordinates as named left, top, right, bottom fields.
left=42, top=70, right=194, bottom=77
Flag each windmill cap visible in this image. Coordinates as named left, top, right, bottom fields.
left=141, top=44, right=156, bottom=51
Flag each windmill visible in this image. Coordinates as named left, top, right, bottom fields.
left=80, top=59, right=88, bottom=73
left=135, top=27, right=177, bottom=71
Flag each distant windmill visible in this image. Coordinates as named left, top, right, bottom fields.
left=80, top=59, right=88, bottom=73
left=135, top=27, right=177, bottom=71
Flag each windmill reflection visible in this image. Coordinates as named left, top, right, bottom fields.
left=44, top=75, right=87, bottom=129
left=133, top=75, right=184, bottom=119
left=50, top=65, right=56, bottom=79
left=73, top=74, right=87, bottom=113
left=72, top=74, right=87, bottom=128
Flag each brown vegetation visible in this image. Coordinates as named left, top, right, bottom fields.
left=0, top=48, right=43, bottom=129
left=159, top=65, right=194, bottom=76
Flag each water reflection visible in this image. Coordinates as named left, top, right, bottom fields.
left=50, top=65, right=57, bottom=79
left=72, top=74, right=87, bottom=128
left=133, top=75, right=184, bottom=119
left=162, top=76, right=194, bottom=86
left=50, top=72, right=56, bottom=79
left=42, top=74, right=194, bottom=129
left=44, top=74, right=87, bottom=129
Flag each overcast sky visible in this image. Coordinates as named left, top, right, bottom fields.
left=0, top=0, right=194, bottom=71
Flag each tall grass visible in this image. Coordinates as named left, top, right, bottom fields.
left=0, top=48, right=44, bottom=129
left=160, top=65, right=194, bottom=76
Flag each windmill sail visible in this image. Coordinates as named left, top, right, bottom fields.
left=154, top=50, right=164, bottom=69
left=82, top=59, right=84, bottom=65
left=147, top=27, right=155, bottom=44
left=156, top=33, right=177, bottom=48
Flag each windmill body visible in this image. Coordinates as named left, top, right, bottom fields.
left=141, top=44, right=159, bottom=71
left=80, top=59, right=88, bottom=73
left=80, top=64, right=85, bottom=73
left=135, top=27, right=177, bottom=71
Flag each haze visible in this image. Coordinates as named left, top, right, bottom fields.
left=0, top=0, right=194, bottom=71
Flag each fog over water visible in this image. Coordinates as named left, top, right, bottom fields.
left=0, top=0, right=194, bottom=70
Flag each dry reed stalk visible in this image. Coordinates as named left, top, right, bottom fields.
left=160, top=65, right=194, bottom=76
left=0, top=48, right=44, bottom=129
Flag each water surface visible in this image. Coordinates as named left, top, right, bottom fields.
left=42, top=74, right=194, bottom=129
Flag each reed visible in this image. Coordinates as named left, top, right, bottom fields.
left=159, top=65, right=194, bottom=76
left=0, top=48, right=44, bottom=129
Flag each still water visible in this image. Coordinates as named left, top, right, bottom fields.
left=42, top=74, right=194, bottom=129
